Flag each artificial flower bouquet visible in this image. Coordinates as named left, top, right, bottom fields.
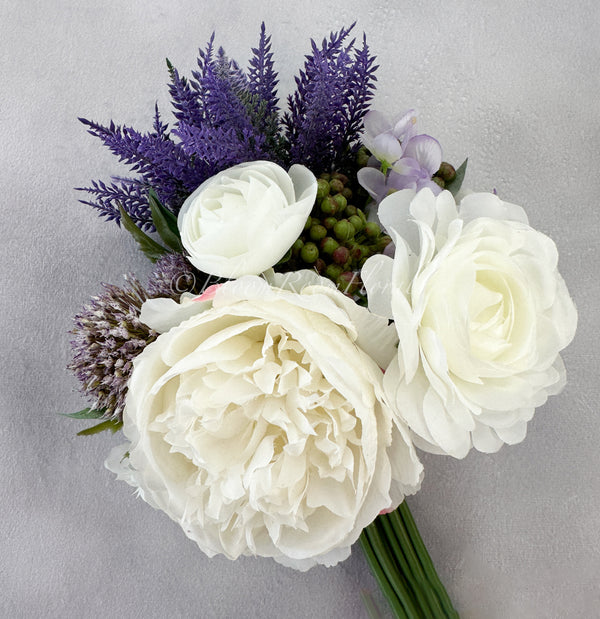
left=66, top=24, right=577, bottom=618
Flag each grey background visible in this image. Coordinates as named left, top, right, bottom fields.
left=1, top=1, right=598, bottom=617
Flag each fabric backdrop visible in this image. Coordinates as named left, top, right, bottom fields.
left=1, top=1, right=598, bottom=617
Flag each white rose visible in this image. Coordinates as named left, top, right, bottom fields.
left=106, top=272, right=422, bottom=570
left=177, top=161, right=317, bottom=278
left=362, top=188, right=577, bottom=458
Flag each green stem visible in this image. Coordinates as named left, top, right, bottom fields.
left=378, top=516, right=434, bottom=617
left=360, top=532, right=409, bottom=619
left=360, top=501, right=460, bottom=619
left=397, top=502, right=459, bottom=618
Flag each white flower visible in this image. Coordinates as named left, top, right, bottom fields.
left=107, top=272, right=422, bottom=570
left=177, top=161, right=317, bottom=278
left=362, top=188, right=577, bottom=458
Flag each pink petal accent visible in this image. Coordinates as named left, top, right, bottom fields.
left=194, top=284, right=222, bottom=302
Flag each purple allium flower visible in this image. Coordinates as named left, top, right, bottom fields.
left=147, top=253, right=204, bottom=301
left=68, top=276, right=157, bottom=420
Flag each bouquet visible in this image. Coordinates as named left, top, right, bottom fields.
left=66, top=24, right=577, bottom=617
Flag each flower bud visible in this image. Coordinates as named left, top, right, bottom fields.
left=314, top=258, right=326, bottom=273
left=436, top=161, right=456, bottom=182
left=356, top=146, right=370, bottom=167
left=342, top=187, right=353, bottom=200
left=309, top=224, right=327, bottom=242
left=304, top=216, right=312, bottom=231
left=300, top=242, right=319, bottom=263
left=319, top=172, right=331, bottom=181
left=323, top=217, right=337, bottom=230
left=433, top=176, right=445, bottom=189
left=345, top=204, right=357, bottom=217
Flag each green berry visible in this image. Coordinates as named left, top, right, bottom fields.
left=300, top=242, right=319, bottom=263
left=332, top=193, right=347, bottom=211
left=325, top=264, right=343, bottom=281
left=320, top=237, right=339, bottom=254
left=316, top=178, right=330, bottom=200
left=332, top=246, right=350, bottom=265
left=309, top=224, right=327, bottom=241
left=329, top=178, right=344, bottom=194
left=333, top=219, right=354, bottom=242
left=321, top=195, right=338, bottom=215
left=365, top=221, right=381, bottom=238
left=348, top=215, right=363, bottom=233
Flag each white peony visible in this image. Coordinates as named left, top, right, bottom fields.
left=362, top=188, right=577, bottom=458
left=106, top=271, right=422, bottom=570
left=177, top=161, right=317, bottom=278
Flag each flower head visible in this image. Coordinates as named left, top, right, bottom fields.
left=358, top=110, right=443, bottom=204
left=177, top=161, right=317, bottom=278
left=107, top=271, right=422, bottom=569
left=68, top=276, right=157, bottom=419
left=362, top=188, right=577, bottom=458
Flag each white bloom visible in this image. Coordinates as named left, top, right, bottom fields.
left=107, top=273, right=422, bottom=570
left=362, top=188, right=577, bottom=458
left=177, top=161, right=317, bottom=278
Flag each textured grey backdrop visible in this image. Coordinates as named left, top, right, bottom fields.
left=1, top=1, right=598, bottom=617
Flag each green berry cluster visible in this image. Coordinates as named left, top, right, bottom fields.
left=279, top=171, right=391, bottom=295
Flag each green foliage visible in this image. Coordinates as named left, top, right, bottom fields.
left=446, top=158, right=468, bottom=196
left=76, top=418, right=123, bottom=436
left=118, top=204, right=170, bottom=262
left=148, top=189, right=183, bottom=252
left=61, top=408, right=107, bottom=419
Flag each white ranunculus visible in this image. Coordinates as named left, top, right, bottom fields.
left=177, top=161, right=317, bottom=278
left=362, top=188, right=577, bottom=458
left=106, top=273, right=422, bottom=570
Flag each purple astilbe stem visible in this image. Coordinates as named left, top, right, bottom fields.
left=283, top=24, right=377, bottom=172
left=166, top=59, right=205, bottom=128
left=78, top=25, right=378, bottom=230
left=77, top=178, right=154, bottom=231
left=247, top=23, right=281, bottom=144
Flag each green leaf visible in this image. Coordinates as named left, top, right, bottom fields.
left=118, top=204, right=170, bottom=263
left=445, top=158, right=468, bottom=196
left=61, top=407, right=107, bottom=420
left=148, top=189, right=183, bottom=252
left=77, top=418, right=123, bottom=436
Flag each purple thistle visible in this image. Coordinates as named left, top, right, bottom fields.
left=68, top=276, right=157, bottom=421
left=146, top=253, right=204, bottom=301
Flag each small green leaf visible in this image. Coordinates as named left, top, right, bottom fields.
left=446, top=157, right=468, bottom=196
left=148, top=189, right=183, bottom=252
left=77, top=418, right=123, bottom=436
left=118, top=204, right=170, bottom=263
left=61, top=407, right=107, bottom=420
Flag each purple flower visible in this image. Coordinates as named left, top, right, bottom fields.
left=358, top=109, right=442, bottom=203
